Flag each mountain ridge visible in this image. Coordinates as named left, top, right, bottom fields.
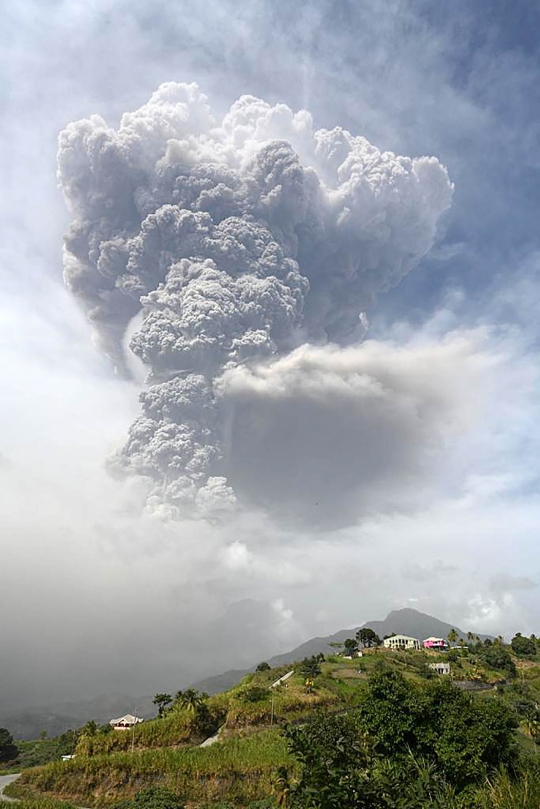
left=190, top=607, right=491, bottom=694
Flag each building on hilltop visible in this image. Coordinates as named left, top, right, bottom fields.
left=429, top=662, right=451, bottom=676
left=109, top=714, right=144, bottom=731
left=383, top=634, right=421, bottom=651
left=423, top=637, right=449, bottom=651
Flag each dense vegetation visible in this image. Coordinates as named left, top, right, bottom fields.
left=6, top=629, right=540, bottom=807
left=0, top=727, right=19, bottom=762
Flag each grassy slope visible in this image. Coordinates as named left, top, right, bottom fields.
left=9, top=648, right=540, bottom=808
left=8, top=730, right=292, bottom=807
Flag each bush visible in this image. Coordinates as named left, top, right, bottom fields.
left=360, top=668, right=517, bottom=788
left=0, top=728, right=19, bottom=763
left=114, top=787, right=184, bottom=809
left=241, top=686, right=269, bottom=703
left=480, top=644, right=517, bottom=676
left=511, top=633, right=537, bottom=658
left=298, top=656, right=322, bottom=679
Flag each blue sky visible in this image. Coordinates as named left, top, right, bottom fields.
left=2, top=0, right=540, bottom=707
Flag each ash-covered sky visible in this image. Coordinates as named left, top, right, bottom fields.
left=2, top=0, right=540, bottom=712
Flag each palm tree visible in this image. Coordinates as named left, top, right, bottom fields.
left=177, top=688, right=204, bottom=713
left=447, top=628, right=459, bottom=646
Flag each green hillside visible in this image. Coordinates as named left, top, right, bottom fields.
left=190, top=608, right=487, bottom=695
left=6, top=633, right=540, bottom=808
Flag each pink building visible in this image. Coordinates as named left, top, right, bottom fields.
left=423, top=637, right=449, bottom=651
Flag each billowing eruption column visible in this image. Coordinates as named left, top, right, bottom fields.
left=58, top=83, right=453, bottom=523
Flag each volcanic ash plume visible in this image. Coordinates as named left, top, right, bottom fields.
left=58, top=82, right=453, bottom=523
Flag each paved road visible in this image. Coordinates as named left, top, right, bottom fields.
left=0, top=774, right=20, bottom=802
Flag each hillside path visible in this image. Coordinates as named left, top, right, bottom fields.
left=200, top=725, right=224, bottom=747
left=0, top=775, right=20, bottom=803
left=270, top=670, right=294, bottom=688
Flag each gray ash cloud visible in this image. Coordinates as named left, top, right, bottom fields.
left=58, top=82, right=452, bottom=522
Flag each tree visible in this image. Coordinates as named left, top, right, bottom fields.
left=81, top=720, right=98, bottom=737
left=175, top=689, right=205, bottom=713
left=0, top=728, right=18, bottom=763
left=356, top=627, right=381, bottom=648
left=256, top=661, right=271, bottom=672
left=479, top=644, right=516, bottom=676
left=356, top=667, right=517, bottom=790
left=281, top=710, right=460, bottom=808
left=343, top=637, right=359, bottom=656
left=447, top=628, right=459, bottom=645
left=153, top=693, right=173, bottom=717
left=281, top=712, right=377, bottom=808
left=57, top=729, right=81, bottom=757
left=511, top=632, right=536, bottom=658
left=299, top=656, right=322, bottom=679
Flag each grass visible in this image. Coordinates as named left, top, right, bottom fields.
left=8, top=730, right=293, bottom=807
left=78, top=706, right=224, bottom=756
left=11, top=647, right=540, bottom=808
left=0, top=738, right=74, bottom=773
left=5, top=798, right=78, bottom=809
left=474, top=762, right=540, bottom=809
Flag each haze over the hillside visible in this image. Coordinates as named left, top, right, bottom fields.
left=2, top=0, right=540, bottom=713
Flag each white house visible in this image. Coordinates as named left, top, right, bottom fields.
left=429, top=662, right=451, bottom=676
left=342, top=651, right=363, bottom=660
left=109, top=714, right=144, bottom=731
left=383, top=634, right=421, bottom=651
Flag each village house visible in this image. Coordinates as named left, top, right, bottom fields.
left=109, top=714, right=144, bottom=731
left=423, top=637, right=449, bottom=651
left=429, top=662, right=451, bottom=676
left=383, top=634, right=421, bottom=651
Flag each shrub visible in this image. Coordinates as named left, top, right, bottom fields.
left=356, top=668, right=518, bottom=790
left=241, top=686, right=269, bottom=703
left=511, top=633, right=537, bottom=658
left=480, top=644, right=517, bottom=676
left=114, top=787, right=184, bottom=809
left=0, top=728, right=19, bottom=763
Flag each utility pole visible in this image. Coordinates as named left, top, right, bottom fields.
left=131, top=709, right=138, bottom=755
